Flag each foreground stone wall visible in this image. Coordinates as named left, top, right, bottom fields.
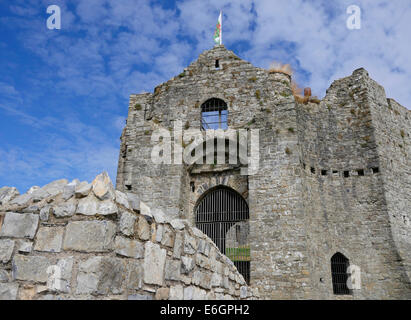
left=0, top=173, right=258, bottom=300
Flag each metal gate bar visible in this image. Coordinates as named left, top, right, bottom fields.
left=195, top=187, right=250, bottom=284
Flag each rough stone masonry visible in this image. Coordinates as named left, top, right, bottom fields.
left=116, top=45, right=411, bottom=299
left=0, top=172, right=257, bottom=300
left=1, top=45, right=410, bottom=300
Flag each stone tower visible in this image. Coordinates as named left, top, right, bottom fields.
left=116, top=45, right=411, bottom=299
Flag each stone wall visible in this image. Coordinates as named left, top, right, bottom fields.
left=0, top=173, right=258, bottom=300
left=296, top=69, right=411, bottom=299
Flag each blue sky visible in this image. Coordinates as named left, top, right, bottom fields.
left=1, top=0, right=410, bottom=193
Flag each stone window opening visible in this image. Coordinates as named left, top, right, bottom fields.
left=372, top=167, right=379, bottom=174
left=357, top=169, right=364, bottom=176
left=190, top=181, right=195, bottom=192
left=344, top=171, right=350, bottom=178
left=331, top=252, right=353, bottom=295
left=201, top=98, right=228, bottom=130
left=321, top=170, right=328, bottom=176
left=215, top=59, right=220, bottom=69
left=311, top=167, right=316, bottom=174
left=125, top=185, right=132, bottom=191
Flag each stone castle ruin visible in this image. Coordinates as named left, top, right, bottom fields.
left=1, top=45, right=410, bottom=299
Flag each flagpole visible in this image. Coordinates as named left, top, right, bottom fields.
left=220, top=11, right=223, bottom=45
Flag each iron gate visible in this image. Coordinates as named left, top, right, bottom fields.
left=195, top=187, right=250, bottom=284
left=331, top=252, right=352, bottom=295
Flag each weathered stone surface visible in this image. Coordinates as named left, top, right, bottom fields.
left=192, top=286, right=207, bottom=300
left=143, top=242, right=166, bottom=286
left=152, top=208, right=167, bottom=224
left=126, top=192, right=140, bottom=211
left=92, top=172, right=115, bottom=201
left=184, top=234, right=196, bottom=254
left=75, top=195, right=98, bottom=215
left=139, top=201, right=152, bottom=218
left=211, top=272, right=223, bottom=287
left=53, top=199, right=77, bottom=217
left=0, top=239, right=15, bottom=263
left=0, top=187, right=19, bottom=205
left=126, top=260, right=143, bottom=289
left=76, top=257, right=125, bottom=295
left=197, top=239, right=210, bottom=256
left=47, top=257, right=73, bottom=293
left=155, top=287, right=169, bottom=300
left=17, top=240, right=32, bottom=253
left=170, top=219, right=185, bottom=230
left=0, top=270, right=10, bottom=282
left=0, top=212, right=39, bottom=239
left=31, top=188, right=49, bottom=202
left=183, top=286, right=194, bottom=300
left=0, top=283, right=18, bottom=300
left=115, top=190, right=130, bottom=209
left=74, top=181, right=92, bottom=198
left=169, top=285, right=184, bottom=300
left=161, top=225, right=175, bottom=247
left=9, top=193, right=32, bottom=206
left=114, top=236, right=144, bottom=258
left=173, top=232, right=183, bottom=259
left=155, top=224, right=163, bottom=243
left=13, top=255, right=52, bottom=282
left=119, top=210, right=137, bottom=236
left=181, top=256, right=195, bottom=274
left=22, top=205, right=39, bottom=213
left=62, top=180, right=79, bottom=201
left=34, top=227, right=64, bottom=253
left=39, top=205, right=51, bottom=221
left=63, top=220, right=116, bottom=252
left=192, top=270, right=211, bottom=289
left=98, top=199, right=118, bottom=215
left=137, top=216, right=150, bottom=240
left=27, top=186, right=40, bottom=194
left=165, top=259, right=181, bottom=281
left=41, top=179, right=68, bottom=197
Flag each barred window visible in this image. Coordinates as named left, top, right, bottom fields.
left=201, top=98, right=228, bottom=130
left=331, top=252, right=352, bottom=295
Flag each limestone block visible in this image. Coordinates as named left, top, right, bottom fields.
left=114, top=236, right=144, bottom=258
left=76, top=195, right=98, bottom=215
left=184, top=234, right=196, bottom=254
left=62, top=180, right=79, bottom=200
left=0, top=212, right=39, bottom=239
left=34, top=226, right=64, bottom=252
left=92, top=172, right=115, bottom=201
left=183, top=286, right=194, bottom=300
left=13, top=255, right=52, bottom=282
left=192, top=270, right=211, bottom=289
left=9, top=193, right=32, bottom=206
left=192, top=286, right=207, bottom=300
left=98, top=199, right=118, bottom=215
left=119, top=210, right=137, bottom=236
left=170, top=219, right=185, bottom=230
left=173, top=232, right=183, bottom=259
left=137, top=216, right=150, bottom=240
left=41, top=179, right=68, bottom=197
left=240, top=286, right=248, bottom=299
left=143, top=242, right=166, bottom=286
left=31, top=188, right=49, bottom=202
left=211, top=272, right=223, bottom=287
left=76, top=256, right=126, bottom=295
left=181, top=256, right=195, bottom=274
left=197, top=239, right=210, bottom=256
left=16, top=240, right=32, bottom=253
left=47, top=257, right=73, bottom=293
left=169, top=285, right=184, bottom=300
left=63, top=220, right=116, bottom=252
left=53, top=199, right=77, bottom=217
left=155, top=288, right=169, bottom=300
left=0, top=283, right=19, bottom=300
left=74, top=182, right=92, bottom=198
left=165, top=259, right=181, bottom=281
left=126, top=260, right=143, bottom=289
left=0, top=270, right=10, bottom=282
left=39, top=205, right=51, bottom=221
left=0, top=239, right=15, bottom=263
left=115, top=190, right=130, bottom=209
left=126, top=192, right=140, bottom=211
left=0, top=187, right=19, bottom=205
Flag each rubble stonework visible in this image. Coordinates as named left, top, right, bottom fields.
left=116, top=45, right=411, bottom=299
left=0, top=173, right=258, bottom=300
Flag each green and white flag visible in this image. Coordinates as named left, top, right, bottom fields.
left=213, top=11, right=222, bottom=45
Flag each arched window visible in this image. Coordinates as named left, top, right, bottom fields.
left=201, top=98, right=228, bottom=130
left=195, top=186, right=249, bottom=283
left=331, top=252, right=352, bottom=295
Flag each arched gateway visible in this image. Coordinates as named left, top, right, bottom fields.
left=194, top=186, right=250, bottom=284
